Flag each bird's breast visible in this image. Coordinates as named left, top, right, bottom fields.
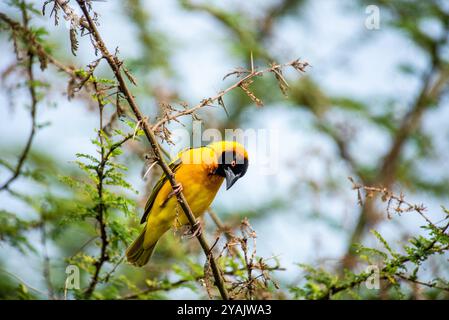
left=151, top=162, right=223, bottom=224
left=179, top=163, right=223, bottom=217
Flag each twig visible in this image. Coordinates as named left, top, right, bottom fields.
left=0, top=12, right=126, bottom=134
left=54, top=0, right=90, bottom=29
left=121, top=278, right=195, bottom=300
left=40, top=221, right=55, bottom=300
left=151, top=59, right=308, bottom=131
left=348, top=178, right=445, bottom=233
left=102, top=256, right=124, bottom=283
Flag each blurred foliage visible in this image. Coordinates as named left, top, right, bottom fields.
left=291, top=211, right=449, bottom=299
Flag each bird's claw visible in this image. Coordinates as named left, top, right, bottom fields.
left=183, top=221, right=202, bottom=239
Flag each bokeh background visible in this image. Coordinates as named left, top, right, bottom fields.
left=0, top=0, right=448, bottom=299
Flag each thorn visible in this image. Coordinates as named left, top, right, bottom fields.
left=143, top=160, right=157, bottom=180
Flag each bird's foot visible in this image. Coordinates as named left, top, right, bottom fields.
left=183, top=220, right=202, bottom=239
left=168, top=183, right=183, bottom=198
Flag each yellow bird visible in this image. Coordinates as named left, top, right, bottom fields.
left=126, top=141, right=249, bottom=266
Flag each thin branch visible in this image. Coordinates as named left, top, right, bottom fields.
left=75, top=0, right=230, bottom=299
left=208, top=209, right=235, bottom=241
left=208, top=209, right=242, bottom=259
left=84, top=82, right=109, bottom=299
left=121, top=278, right=196, bottom=300
left=0, top=8, right=38, bottom=192
left=320, top=228, right=449, bottom=299
left=54, top=0, right=90, bottom=29
left=348, top=178, right=441, bottom=226
left=379, top=66, right=449, bottom=187
left=396, top=273, right=449, bottom=293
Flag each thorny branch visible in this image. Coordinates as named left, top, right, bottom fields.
left=316, top=178, right=449, bottom=299
left=45, top=0, right=90, bottom=29
left=227, top=219, right=261, bottom=299
left=214, top=218, right=282, bottom=299
left=151, top=59, right=308, bottom=133
left=37, top=0, right=307, bottom=300
left=348, top=177, right=436, bottom=224
left=72, top=0, right=233, bottom=299
left=0, top=12, right=74, bottom=73
left=208, top=209, right=235, bottom=242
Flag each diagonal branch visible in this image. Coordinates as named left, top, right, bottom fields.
left=151, top=59, right=306, bottom=131
left=396, top=273, right=449, bottom=293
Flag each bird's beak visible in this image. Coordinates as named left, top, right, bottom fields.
left=224, top=167, right=240, bottom=190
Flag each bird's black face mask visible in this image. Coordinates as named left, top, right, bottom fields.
left=215, top=151, right=249, bottom=190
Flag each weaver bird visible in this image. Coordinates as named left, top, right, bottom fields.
left=126, top=141, right=249, bottom=266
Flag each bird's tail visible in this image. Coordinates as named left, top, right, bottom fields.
left=126, top=228, right=157, bottom=267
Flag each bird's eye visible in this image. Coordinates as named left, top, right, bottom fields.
left=230, top=160, right=236, bottom=167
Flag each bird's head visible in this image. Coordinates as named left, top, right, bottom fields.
left=208, top=141, right=249, bottom=190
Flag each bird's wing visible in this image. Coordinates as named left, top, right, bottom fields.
left=140, top=158, right=182, bottom=224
